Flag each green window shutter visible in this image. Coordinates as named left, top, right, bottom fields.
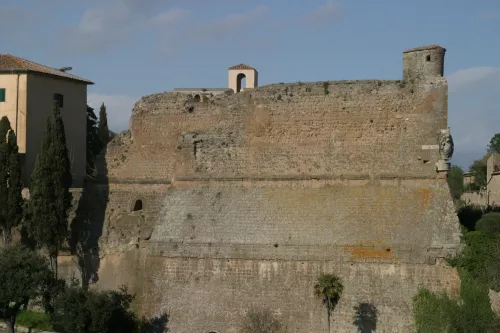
left=0, top=88, right=5, bottom=102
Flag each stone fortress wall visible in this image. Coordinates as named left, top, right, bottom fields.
left=61, top=45, right=462, bottom=333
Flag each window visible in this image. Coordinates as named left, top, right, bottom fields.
left=0, top=88, right=5, bottom=102
left=426, top=55, right=431, bottom=62
left=53, top=93, right=64, bottom=107
left=133, top=200, right=143, bottom=212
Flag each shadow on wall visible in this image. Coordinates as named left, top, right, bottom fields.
left=353, top=302, right=379, bottom=333
left=69, top=149, right=109, bottom=289
left=138, top=313, right=169, bottom=333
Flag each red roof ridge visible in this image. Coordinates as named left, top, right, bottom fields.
left=0, top=54, right=93, bottom=84
left=228, top=64, right=256, bottom=71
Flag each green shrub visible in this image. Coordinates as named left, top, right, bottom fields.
left=413, top=288, right=458, bottom=333
left=16, top=310, right=53, bottom=331
left=323, top=82, right=329, bottom=95
left=476, top=212, right=500, bottom=233
left=413, top=269, right=500, bottom=333
left=450, top=231, right=500, bottom=291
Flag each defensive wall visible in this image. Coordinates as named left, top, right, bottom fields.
left=60, top=45, right=462, bottom=333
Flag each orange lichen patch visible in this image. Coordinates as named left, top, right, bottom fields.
left=343, top=245, right=398, bottom=262
left=417, top=188, right=432, bottom=209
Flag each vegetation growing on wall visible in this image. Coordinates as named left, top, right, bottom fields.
left=413, top=269, right=500, bottom=333
left=413, top=203, right=500, bottom=332
left=240, top=308, right=282, bottom=333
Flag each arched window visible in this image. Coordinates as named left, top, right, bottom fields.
left=133, top=200, right=143, bottom=212
left=236, top=73, right=246, bottom=93
left=194, top=94, right=201, bottom=102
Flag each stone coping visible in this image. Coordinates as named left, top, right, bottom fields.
left=147, top=241, right=456, bottom=265
left=87, top=173, right=441, bottom=185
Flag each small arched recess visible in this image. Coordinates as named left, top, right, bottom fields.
left=132, top=199, right=143, bottom=212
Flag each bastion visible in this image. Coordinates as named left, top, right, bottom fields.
left=61, top=45, right=461, bottom=333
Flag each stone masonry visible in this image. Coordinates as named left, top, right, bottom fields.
left=60, top=45, right=462, bottom=333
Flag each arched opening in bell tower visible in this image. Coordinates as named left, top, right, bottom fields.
left=236, top=73, right=246, bottom=93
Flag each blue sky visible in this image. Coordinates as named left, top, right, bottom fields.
left=1, top=0, right=499, bottom=169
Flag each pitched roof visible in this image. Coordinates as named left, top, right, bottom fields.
left=228, top=64, right=256, bottom=71
left=0, top=54, right=94, bottom=84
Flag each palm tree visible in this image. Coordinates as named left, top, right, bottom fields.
left=314, top=273, right=344, bottom=333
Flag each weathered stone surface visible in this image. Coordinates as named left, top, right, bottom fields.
left=59, top=46, right=462, bottom=333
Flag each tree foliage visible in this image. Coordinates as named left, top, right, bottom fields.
left=0, top=246, right=53, bottom=333
left=27, top=106, right=72, bottom=276
left=0, top=116, right=23, bottom=245
left=447, top=165, right=464, bottom=200
left=98, top=103, right=110, bottom=148
left=413, top=269, right=500, bottom=333
left=475, top=212, right=500, bottom=233
left=240, top=308, right=282, bottom=333
left=487, top=133, right=500, bottom=155
left=313, top=273, right=344, bottom=333
left=468, top=154, right=490, bottom=190
left=449, top=231, right=500, bottom=292
left=52, top=282, right=137, bottom=333
left=86, top=105, right=101, bottom=177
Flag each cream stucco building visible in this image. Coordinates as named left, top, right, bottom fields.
left=0, top=54, right=93, bottom=188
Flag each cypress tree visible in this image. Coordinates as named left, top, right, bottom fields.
left=0, top=117, right=10, bottom=245
left=0, top=116, right=23, bottom=246
left=98, top=103, right=110, bottom=148
left=5, top=127, right=23, bottom=244
left=28, top=106, right=72, bottom=277
left=86, top=105, right=101, bottom=176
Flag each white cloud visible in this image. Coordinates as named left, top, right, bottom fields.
left=150, top=8, right=190, bottom=27
left=60, top=0, right=174, bottom=53
left=88, top=93, right=138, bottom=132
left=195, top=5, right=269, bottom=39
left=303, top=1, right=343, bottom=26
left=448, top=67, right=500, bottom=93
left=158, top=5, right=269, bottom=58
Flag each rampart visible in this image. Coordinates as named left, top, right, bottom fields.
left=61, top=45, right=462, bottom=333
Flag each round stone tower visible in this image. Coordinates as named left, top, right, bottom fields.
left=403, top=45, right=446, bottom=82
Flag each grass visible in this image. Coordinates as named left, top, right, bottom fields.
left=15, top=310, right=53, bottom=331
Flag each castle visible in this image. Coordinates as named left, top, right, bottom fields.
left=60, top=45, right=461, bottom=333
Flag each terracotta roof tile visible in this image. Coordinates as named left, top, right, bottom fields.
left=0, top=54, right=93, bottom=84
left=228, top=64, right=256, bottom=71
left=403, top=45, right=446, bottom=54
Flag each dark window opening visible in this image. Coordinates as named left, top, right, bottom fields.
left=194, top=94, right=201, bottom=102
left=236, top=73, right=246, bottom=93
left=0, top=88, right=5, bottom=102
left=426, top=55, right=431, bottom=62
left=133, top=200, right=143, bottom=212
left=54, top=93, right=64, bottom=107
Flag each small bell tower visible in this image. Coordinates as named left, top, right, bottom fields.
left=228, top=64, right=258, bottom=93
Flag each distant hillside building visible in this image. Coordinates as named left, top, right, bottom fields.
left=462, top=155, right=500, bottom=205
left=0, top=54, right=93, bottom=187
